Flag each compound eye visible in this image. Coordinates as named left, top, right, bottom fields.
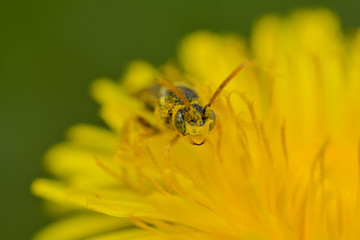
left=208, top=109, right=216, bottom=131
left=174, top=110, right=186, bottom=135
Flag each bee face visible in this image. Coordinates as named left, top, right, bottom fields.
left=173, top=105, right=216, bottom=145
left=157, top=63, right=245, bottom=145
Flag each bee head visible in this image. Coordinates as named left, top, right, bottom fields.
left=159, top=62, right=245, bottom=146
left=173, top=104, right=216, bottom=145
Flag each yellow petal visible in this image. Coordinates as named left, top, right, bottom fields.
left=91, top=78, right=156, bottom=131
left=86, top=228, right=165, bottom=240
left=122, top=61, right=158, bottom=94
left=34, top=213, right=131, bottom=240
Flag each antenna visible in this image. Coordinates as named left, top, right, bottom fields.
left=157, top=77, right=192, bottom=109
left=207, top=63, right=246, bottom=107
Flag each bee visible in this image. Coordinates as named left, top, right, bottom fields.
left=138, top=63, right=245, bottom=146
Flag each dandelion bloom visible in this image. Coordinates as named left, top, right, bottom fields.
left=32, top=9, right=360, bottom=240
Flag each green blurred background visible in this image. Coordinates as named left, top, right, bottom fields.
left=1, top=0, right=359, bottom=239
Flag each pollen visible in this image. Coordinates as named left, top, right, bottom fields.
left=32, top=9, right=360, bottom=240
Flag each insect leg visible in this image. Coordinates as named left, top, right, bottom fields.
left=136, top=116, right=160, bottom=135
left=120, top=116, right=159, bottom=149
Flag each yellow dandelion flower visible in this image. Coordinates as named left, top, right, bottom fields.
left=32, top=9, right=360, bottom=240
